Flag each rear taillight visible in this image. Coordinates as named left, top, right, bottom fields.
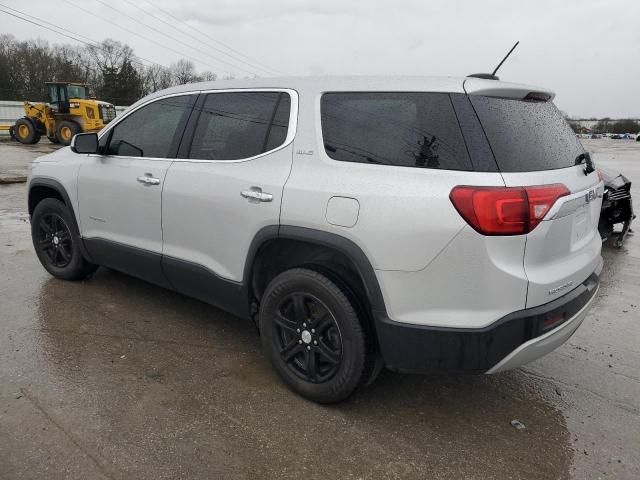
left=449, top=184, right=570, bottom=235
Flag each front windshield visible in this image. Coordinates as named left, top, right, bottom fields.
left=66, top=85, right=87, bottom=99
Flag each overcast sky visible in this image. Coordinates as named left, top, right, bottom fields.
left=1, top=0, right=638, bottom=117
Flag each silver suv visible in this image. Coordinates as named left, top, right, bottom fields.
left=28, top=76, right=603, bottom=403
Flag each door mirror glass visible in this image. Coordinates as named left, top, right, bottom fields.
left=71, top=133, right=98, bottom=154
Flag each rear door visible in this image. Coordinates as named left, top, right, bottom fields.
left=468, top=89, right=602, bottom=308
left=160, top=89, right=296, bottom=313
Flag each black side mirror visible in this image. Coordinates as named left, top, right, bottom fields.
left=71, top=133, right=99, bottom=154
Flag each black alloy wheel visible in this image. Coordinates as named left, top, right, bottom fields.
left=260, top=268, right=368, bottom=403
left=36, top=213, right=73, bottom=268
left=31, top=198, right=97, bottom=280
left=273, top=292, right=343, bottom=383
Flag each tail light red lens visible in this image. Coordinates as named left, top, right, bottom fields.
left=450, top=184, right=570, bottom=235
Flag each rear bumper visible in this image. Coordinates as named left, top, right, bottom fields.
left=374, top=257, right=602, bottom=374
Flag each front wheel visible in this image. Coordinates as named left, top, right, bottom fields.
left=55, top=120, right=80, bottom=146
left=259, top=268, right=368, bottom=403
left=31, top=198, right=97, bottom=280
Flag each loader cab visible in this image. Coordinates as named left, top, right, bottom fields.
left=47, top=82, right=88, bottom=114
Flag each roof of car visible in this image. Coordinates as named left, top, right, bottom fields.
left=126, top=75, right=554, bottom=110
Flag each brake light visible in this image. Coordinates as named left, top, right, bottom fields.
left=596, top=169, right=604, bottom=182
left=449, top=184, right=570, bottom=235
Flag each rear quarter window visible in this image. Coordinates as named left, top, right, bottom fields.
left=321, top=92, right=472, bottom=170
left=469, top=96, right=584, bottom=172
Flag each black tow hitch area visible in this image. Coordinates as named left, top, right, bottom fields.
left=598, top=168, right=635, bottom=248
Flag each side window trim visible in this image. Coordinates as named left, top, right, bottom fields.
left=175, top=88, right=298, bottom=164
left=449, top=93, right=498, bottom=173
left=95, top=92, right=198, bottom=159
left=176, top=92, right=207, bottom=159
left=261, top=93, right=284, bottom=152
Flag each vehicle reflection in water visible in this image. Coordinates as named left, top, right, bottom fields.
left=32, top=267, right=574, bottom=478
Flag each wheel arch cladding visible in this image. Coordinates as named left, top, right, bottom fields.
left=248, top=225, right=386, bottom=315
left=29, top=178, right=93, bottom=262
left=28, top=180, right=69, bottom=216
left=28, top=178, right=78, bottom=236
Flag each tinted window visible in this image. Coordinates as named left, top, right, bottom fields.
left=49, top=86, right=58, bottom=104
left=264, top=94, right=291, bottom=151
left=66, top=85, right=87, bottom=99
left=107, top=95, right=193, bottom=158
left=189, top=92, right=291, bottom=160
left=321, top=92, right=471, bottom=170
left=470, top=96, right=584, bottom=172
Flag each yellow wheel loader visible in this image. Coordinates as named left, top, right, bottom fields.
left=11, top=82, right=117, bottom=146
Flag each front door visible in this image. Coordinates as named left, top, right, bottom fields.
left=77, top=94, right=195, bottom=286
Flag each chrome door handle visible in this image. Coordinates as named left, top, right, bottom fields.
left=137, top=174, right=160, bottom=186
left=241, top=188, right=273, bottom=203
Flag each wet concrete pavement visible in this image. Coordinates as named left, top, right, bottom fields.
left=0, top=138, right=59, bottom=180
left=0, top=140, right=639, bottom=479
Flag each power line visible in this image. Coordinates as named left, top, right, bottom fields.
left=61, top=0, right=236, bottom=75
left=0, top=4, right=164, bottom=70
left=143, top=0, right=287, bottom=76
left=90, top=0, right=259, bottom=77
left=0, top=7, right=153, bottom=70
left=120, top=0, right=281, bottom=77
left=0, top=4, right=96, bottom=46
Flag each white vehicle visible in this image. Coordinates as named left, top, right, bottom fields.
left=28, top=76, right=603, bottom=403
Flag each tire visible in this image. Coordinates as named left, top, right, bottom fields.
left=31, top=198, right=98, bottom=281
left=48, top=136, right=60, bottom=144
left=259, top=268, right=368, bottom=403
left=14, top=118, right=39, bottom=144
left=55, top=120, right=80, bottom=146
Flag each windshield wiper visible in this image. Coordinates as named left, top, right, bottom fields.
left=575, top=152, right=595, bottom=175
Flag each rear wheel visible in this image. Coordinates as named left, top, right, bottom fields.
left=260, top=268, right=367, bottom=403
left=55, top=120, right=80, bottom=146
left=14, top=118, right=40, bottom=144
left=31, top=198, right=97, bottom=280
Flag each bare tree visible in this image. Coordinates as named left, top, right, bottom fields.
left=0, top=36, right=221, bottom=104
left=170, top=59, right=199, bottom=85
left=86, top=39, right=133, bottom=72
left=200, top=70, right=217, bottom=82
left=143, top=64, right=174, bottom=95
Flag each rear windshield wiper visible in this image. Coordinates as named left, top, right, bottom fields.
left=575, top=152, right=595, bottom=175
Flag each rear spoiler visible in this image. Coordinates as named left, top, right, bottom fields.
left=463, top=77, right=555, bottom=102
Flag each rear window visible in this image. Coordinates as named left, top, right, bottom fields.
left=321, top=92, right=472, bottom=170
left=469, top=96, right=584, bottom=172
left=189, top=91, right=290, bottom=161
